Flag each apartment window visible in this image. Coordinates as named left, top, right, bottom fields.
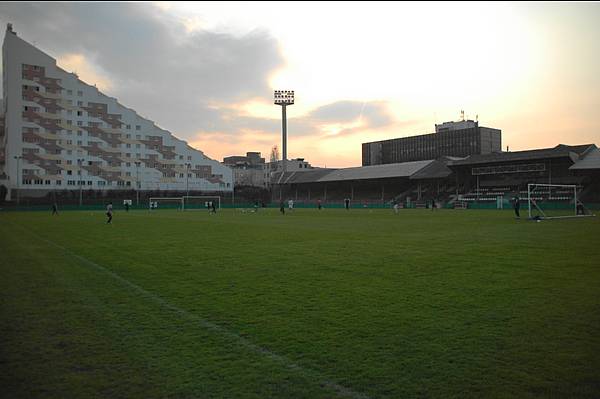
left=126, top=144, right=131, bottom=148
left=87, top=181, right=93, bottom=186
left=67, top=150, right=72, bottom=155
left=187, top=156, right=192, bottom=161
left=77, top=111, right=83, bottom=116
left=179, top=155, right=183, bottom=160
left=126, top=125, right=131, bottom=130
left=98, top=181, right=106, bottom=186
left=67, top=100, right=73, bottom=105
left=67, top=170, right=72, bottom=175
left=77, top=90, right=83, bottom=96
left=77, top=121, right=83, bottom=126
left=45, top=180, right=51, bottom=185
left=136, top=144, right=140, bottom=149
left=126, top=172, right=131, bottom=177
left=135, top=125, right=141, bottom=130
left=77, top=101, right=83, bottom=106
left=136, top=135, right=141, bottom=139
left=77, top=131, right=82, bottom=136
left=67, top=120, right=72, bottom=125
left=77, top=141, right=82, bottom=145
left=56, top=180, right=62, bottom=186
left=67, top=110, right=73, bottom=115
left=67, top=90, right=73, bottom=95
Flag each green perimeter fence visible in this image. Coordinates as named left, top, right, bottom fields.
left=2, top=201, right=599, bottom=212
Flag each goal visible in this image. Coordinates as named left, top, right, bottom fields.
left=149, top=197, right=183, bottom=210
left=182, top=196, right=221, bottom=211
left=527, top=183, right=595, bottom=220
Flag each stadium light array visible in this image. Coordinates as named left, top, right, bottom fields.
left=274, top=90, right=294, bottom=105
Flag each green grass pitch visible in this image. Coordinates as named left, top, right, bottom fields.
left=1, top=208, right=599, bottom=398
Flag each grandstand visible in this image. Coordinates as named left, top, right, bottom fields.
left=271, top=144, right=600, bottom=209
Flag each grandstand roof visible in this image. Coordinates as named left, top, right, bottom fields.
left=570, top=147, right=600, bottom=170
left=272, top=160, right=438, bottom=184
left=409, top=159, right=453, bottom=180
left=449, top=144, right=595, bottom=166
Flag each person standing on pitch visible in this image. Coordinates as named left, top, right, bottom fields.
left=211, top=201, right=217, bottom=214
left=280, top=200, right=285, bottom=215
left=125, top=202, right=129, bottom=212
left=344, top=198, right=350, bottom=210
left=288, top=198, right=294, bottom=212
left=52, top=202, right=59, bottom=216
left=317, top=199, right=322, bottom=210
left=431, top=198, right=436, bottom=211
left=106, top=201, right=113, bottom=224
left=513, top=195, right=520, bottom=219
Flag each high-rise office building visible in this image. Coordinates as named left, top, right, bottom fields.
left=362, top=120, right=501, bottom=166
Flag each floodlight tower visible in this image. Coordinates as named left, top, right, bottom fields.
left=274, top=90, right=294, bottom=173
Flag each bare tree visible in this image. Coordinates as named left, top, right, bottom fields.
left=269, top=145, right=280, bottom=163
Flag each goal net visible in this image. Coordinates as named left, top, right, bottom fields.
left=527, top=183, right=595, bottom=220
left=182, top=196, right=221, bottom=211
left=149, top=197, right=183, bottom=211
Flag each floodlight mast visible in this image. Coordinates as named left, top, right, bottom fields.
left=274, top=90, right=294, bottom=173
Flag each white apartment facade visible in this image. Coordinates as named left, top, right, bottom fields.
left=0, top=24, right=232, bottom=201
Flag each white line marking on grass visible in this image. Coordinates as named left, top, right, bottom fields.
left=14, top=224, right=371, bottom=399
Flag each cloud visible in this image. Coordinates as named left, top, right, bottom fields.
left=0, top=2, right=282, bottom=132
left=0, top=2, right=402, bottom=166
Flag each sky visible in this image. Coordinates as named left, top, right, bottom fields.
left=1, top=1, right=599, bottom=167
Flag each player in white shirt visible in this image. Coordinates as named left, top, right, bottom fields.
left=288, top=199, right=294, bottom=211
left=106, top=202, right=113, bottom=224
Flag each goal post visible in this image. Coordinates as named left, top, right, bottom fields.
left=182, top=196, right=221, bottom=211
left=527, top=183, right=595, bottom=220
left=149, top=197, right=184, bottom=211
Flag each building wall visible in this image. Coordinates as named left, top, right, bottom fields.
left=233, top=168, right=267, bottom=188
left=1, top=25, right=232, bottom=200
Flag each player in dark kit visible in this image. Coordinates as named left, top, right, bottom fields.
left=280, top=200, right=285, bottom=215
left=344, top=198, right=350, bottom=210
left=52, top=203, right=58, bottom=216
left=513, top=195, right=520, bottom=219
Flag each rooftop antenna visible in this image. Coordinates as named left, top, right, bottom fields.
left=476, top=114, right=479, bottom=122
left=460, top=110, right=465, bottom=121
